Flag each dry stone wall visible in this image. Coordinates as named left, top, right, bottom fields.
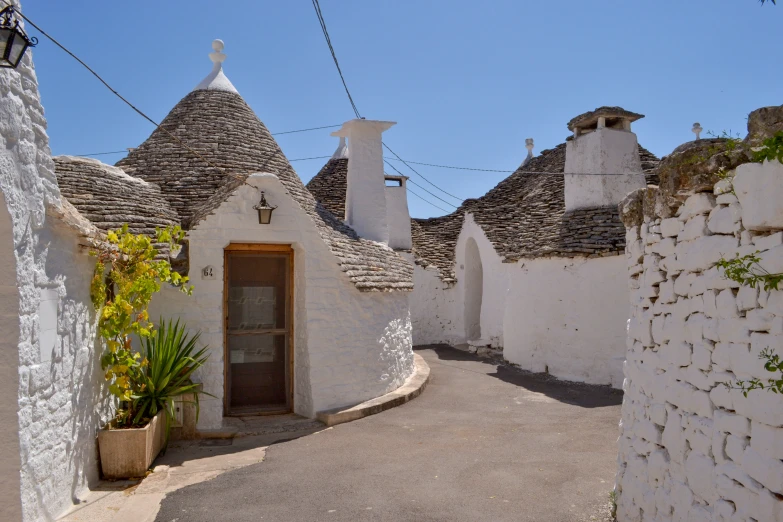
left=616, top=133, right=783, bottom=520
left=0, top=6, right=111, bottom=519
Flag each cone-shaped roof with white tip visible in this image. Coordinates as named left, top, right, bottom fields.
left=116, top=40, right=412, bottom=291
left=193, top=39, right=238, bottom=93
left=306, top=137, right=349, bottom=218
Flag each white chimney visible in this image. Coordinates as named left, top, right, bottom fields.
left=563, top=107, right=646, bottom=211
left=384, top=174, right=412, bottom=250
left=331, top=119, right=396, bottom=243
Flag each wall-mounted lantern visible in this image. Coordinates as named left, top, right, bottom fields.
left=253, top=191, right=277, bottom=225
left=0, top=6, right=37, bottom=69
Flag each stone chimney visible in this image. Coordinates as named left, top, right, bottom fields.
left=384, top=174, right=412, bottom=250
left=563, top=107, right=646, bottom=211
left=331, top=119, right=396, bottom=243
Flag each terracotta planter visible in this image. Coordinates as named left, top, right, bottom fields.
left=98, top=411, right=167, bottom=479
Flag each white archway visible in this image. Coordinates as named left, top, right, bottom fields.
left=0, top=190, right=22, bottom=520
left=463, top=237, right=483, bottom=341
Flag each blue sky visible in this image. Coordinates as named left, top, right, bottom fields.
left=27, top=0, right=781, bottom=218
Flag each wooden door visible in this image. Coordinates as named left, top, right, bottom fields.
left=224, top=245, right=292, bottom=415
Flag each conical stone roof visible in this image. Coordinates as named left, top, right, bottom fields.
left=305, top=138, right=349, bottom=218
left=115, top=43, right=412, bottom=291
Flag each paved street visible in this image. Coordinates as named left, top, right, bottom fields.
left=155, top=346, right=622, bottom=522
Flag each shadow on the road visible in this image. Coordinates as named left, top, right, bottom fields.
left=155, top=425, right=325, bottom=468
left=417, top=344, right=623, bottom=409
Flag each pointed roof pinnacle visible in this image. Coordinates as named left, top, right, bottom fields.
left=331, top=136, right=349, bottom=160
left=193, top=39, right=239, bottom=94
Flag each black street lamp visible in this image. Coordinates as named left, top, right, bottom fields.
left=0, top=6, right=37, bottom=69
left=253, top=191, right=277, bottom=225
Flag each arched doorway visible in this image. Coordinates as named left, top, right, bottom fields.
left=463, top=237, right=483, bottom=341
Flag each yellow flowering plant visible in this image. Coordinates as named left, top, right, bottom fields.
left=90, top=224, right=192, bottom=427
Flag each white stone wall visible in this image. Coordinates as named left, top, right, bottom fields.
left=410, top=263, right=462, bottom=346
left=150, top=174, right=414, bottom=427
left=503, top=256, right=628, bottom=388
left=0, top=14, right=111, bottom=521
left=616, top=161, right=783, bottom=521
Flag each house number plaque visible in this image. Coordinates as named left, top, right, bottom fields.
left=201, top=265, right=216, bottom=280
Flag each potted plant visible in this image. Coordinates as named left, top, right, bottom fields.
left=98, top=319, right=210, bottom=478
left=90, top=225, right=208, bottom=478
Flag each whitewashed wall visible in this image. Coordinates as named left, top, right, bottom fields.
left=151, top=174, right=414, bottom=427
left=409, top=212, right=628, bottom=388
left=616, top=161, right=783, bottom=521
left=503, top=256, right=628, bottom=387
left=410, top=263, right=461, bottom=346
left=0, top=11, right=110, bottom=521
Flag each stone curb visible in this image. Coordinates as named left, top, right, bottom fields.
left=316, top=353, right=430, bottom=427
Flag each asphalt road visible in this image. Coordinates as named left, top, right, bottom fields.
left=155, top=346, right=622, bottom=522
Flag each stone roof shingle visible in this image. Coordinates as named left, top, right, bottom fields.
left=53, top=155, right=180, bottom=236
left=305, top=158, right=347, bottom=219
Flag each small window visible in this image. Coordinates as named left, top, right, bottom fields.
left=385, top=178, right=402, bottom=187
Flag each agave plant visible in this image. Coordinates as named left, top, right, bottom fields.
left=131, top=318, right=211, bottom=436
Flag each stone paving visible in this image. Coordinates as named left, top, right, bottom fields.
left=154, top=346, right=622, bottom=522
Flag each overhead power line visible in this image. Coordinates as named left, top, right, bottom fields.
left=384, top=159, right=459, bottom=209
left=12, top=7, right=259, bottom=189
left=383, top=156, right=513, bottom=173
left=406, top=187, right=449, bottom=213
left=272, top=124, right=341, bottom=136
left=382, top=143, right=464, bottom=203
left=307, top=0, right=466, bottom=212
left=310, top=0, right=361, bottom=119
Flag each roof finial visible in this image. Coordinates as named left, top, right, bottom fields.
left=332, top=136, right=349, bottom=160
left=193, top=38, right=238, bottom=94
left=210, top=39, right=226, bottom=64
left=692, top=122, right=703, bottom=140
left=522, top=138, right=535, bottom=166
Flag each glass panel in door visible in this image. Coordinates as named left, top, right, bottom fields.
left=226, top=251, right=290, bottom=414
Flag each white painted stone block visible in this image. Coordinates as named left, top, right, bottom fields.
left=650, top=403, right=667, bottom=426
left=753, top=231, right=783, bottom=251
left=692, top=342, right=713, bottom=371
left=736, top=285, right=759, bottom=311
left=703, top=290, right=718, bottom=318
left=716, top=192, right=738, bottom=205
left=708, top=205, right=741, bottom=234
left=751, top=421, right=783, bottom=460
left=680, top=193, right=717, bottom=220
left=733, top=160, right=783, bottom=231
left=758, top=486, right=783, bottom=522
left=725, top=434, right=749, bottom=464
left=679, top=214, right=709, bottom=241
left=660, top=217, right=681, bottom=237
left=742, top=445, right=783, bottom=493
left=717, top=318, right=751, bottom=343
left=759, top=245, right=783, bottom=275
left=675, top=235, right=740, bottom=272
left=716, top=289, right=739, bottom=318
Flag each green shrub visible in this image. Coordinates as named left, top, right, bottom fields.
left=132, top=318, right=211, bottom=436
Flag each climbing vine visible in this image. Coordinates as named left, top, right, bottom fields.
left=717, top=254, right=783, bottom=397
left=90, top=225, right=192, bottom=425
